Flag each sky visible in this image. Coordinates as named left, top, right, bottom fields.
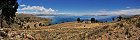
left=17, top=0, right=140, bottom=15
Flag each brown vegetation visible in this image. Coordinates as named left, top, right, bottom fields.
left=0, top=15, right=140, bottom=40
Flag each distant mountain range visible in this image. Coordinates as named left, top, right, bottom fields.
left=34, top=14, right=137, bottom=16
left=33, top=14, right=110, bottom=16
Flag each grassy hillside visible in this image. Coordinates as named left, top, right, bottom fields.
left=0, top=15, right=140, bottom=40
left=16, top=14, right=51, bottom=23
left=0, top=13, right=51, bottom=28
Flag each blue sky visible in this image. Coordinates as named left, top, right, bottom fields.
left=17, top=0, right=140, bottom=15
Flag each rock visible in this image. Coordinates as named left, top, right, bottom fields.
left=26, top=34, right=35, bottom=40
left=0, top=31, right=7, bottom=37
left=0, top=36, right=3, bottom=39
left=8, top=31, right=21, bottom=38
left=0, top=29, right=3, bottom=30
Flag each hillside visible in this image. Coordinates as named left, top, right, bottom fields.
left=0, top=15, right=140, bottom=40
left=0, top=13, right=51, bottom=28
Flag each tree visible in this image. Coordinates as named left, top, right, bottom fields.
left=48, top=23, right=51, bottom=26
left=95, top=20, right=99, bottom=23
left=61, top=21, right=65, bottom=23
left=118, top=16, right=122, bottom=21
left=91, top=18, right=95, bottom=23
left=112, top=18, right=115, bottom=21
left=0, top=0, right=19, bottom=28
left=0, top=10, right=2, bottom=28
left=105, top=21, right=107, bottom=22
left=77, top=18, right=81, bottom=23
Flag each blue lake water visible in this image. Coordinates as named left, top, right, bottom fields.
left=38, top=16, right=118, bottom=24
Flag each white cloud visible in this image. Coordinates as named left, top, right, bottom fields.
left=55, top=8, right=140, bottom=16
left=88, top=8, right=140, bottom=15
left=18, top=5, right=56, bottom=14
left=60, top=8, right=140, bottom=16
left=54, top=8, right=140, bottom=16
left=20, top=4, right=26, bottom=7
left=126, top=7, right=131, bottom=8
left=18, top=4, right=140, bottom=16
left=111, top=9, right=140, bottom=15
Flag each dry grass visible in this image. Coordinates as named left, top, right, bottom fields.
left=1, top=15, right=140, bottom=40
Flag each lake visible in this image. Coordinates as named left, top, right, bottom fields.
left=38, top=15, right=118, bottom=24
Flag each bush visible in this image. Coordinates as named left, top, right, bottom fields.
left=117, top=16, right=122, bottom=21
left=39, top=23, right=42, bottom=26
left=34, top=24, right=37, bottom=27
left=27, top=25, right=30, bottom=29
left=61, top=21, right=65, bottom=23
left=91, top=18, right=95, bottom=23
left=0, top=31, right=7, bottom=37
left=77, top=18, right=81, bottom=23
left=42, top=24, right=45, bottom=26
left=48, top=23, right=51, bottom=26
left=136, top=21, right=140, bottom=28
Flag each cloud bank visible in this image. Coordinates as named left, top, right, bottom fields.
left=56, top=8, right=140, bottom=16
left=18, top=4, right=140, bottom=16
left=20, top=4, right=26, bottom=7
left=18, top=4, right=56, bottom=14
left=92, top=8, right=140, bottom=15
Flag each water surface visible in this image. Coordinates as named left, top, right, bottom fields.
left=38, top=15, right=118, bottom=24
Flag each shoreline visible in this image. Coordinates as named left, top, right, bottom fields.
left=0, top=15, right=140, bottom=40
